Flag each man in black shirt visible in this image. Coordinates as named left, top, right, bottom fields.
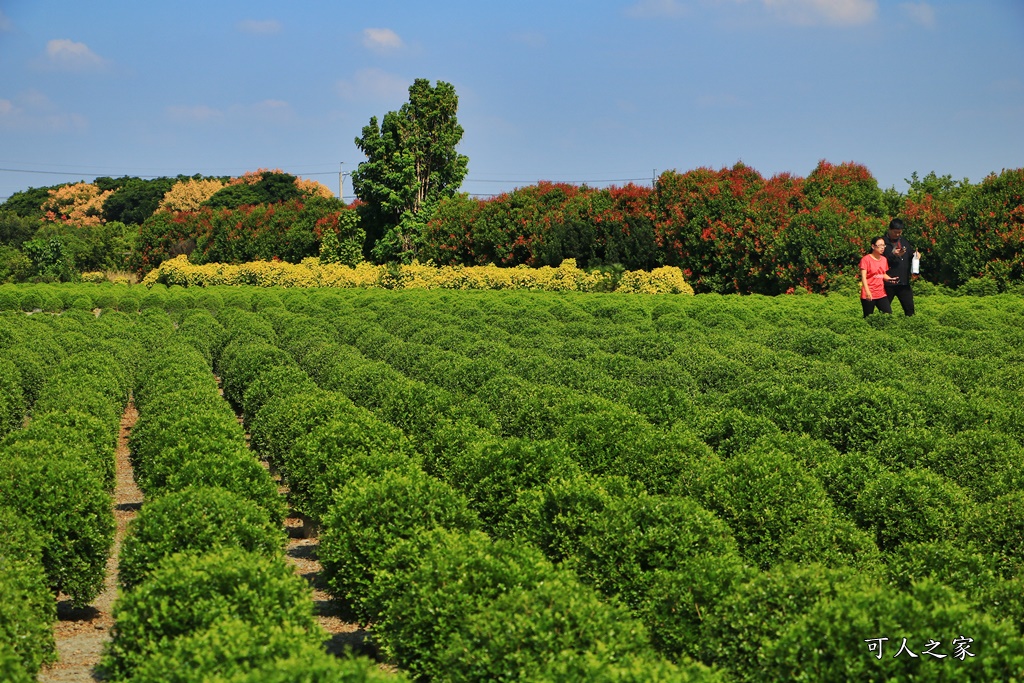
left=882, top=218, right=921, bottom=316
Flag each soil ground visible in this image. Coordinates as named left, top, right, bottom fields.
left=38, top=403, right=141, bottom=683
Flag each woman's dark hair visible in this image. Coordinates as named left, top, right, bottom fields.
left=871, top=236, right=886, bottom=247
left=888, top=218, right=905, bottom=231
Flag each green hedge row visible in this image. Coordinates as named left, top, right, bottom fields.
left=109, top=312, right=391, bottom=681
left=0, top=308, right=153, bottom=679
left=129, top=336, right=283, bottom=522
left=0, top=313, right=139, bottom=606
left=216, top=304, right=713, bottom=680
left=0, top=506, right=56, bottom=680
left=238, top=288, right=1024, bottom=680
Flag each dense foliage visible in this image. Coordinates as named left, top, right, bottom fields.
left=2, top=160, right=1020, bottom=297
left=3, top=284, right=1024, bottom=681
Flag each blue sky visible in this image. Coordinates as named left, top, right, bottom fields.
left=1, top=0, right=1021, bottom=204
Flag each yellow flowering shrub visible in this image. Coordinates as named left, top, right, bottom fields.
left=143, top=255, right=692, bottom=294
left=81, top=271, right=107, bottom=283
left=616, top=266, right=695, bottom=295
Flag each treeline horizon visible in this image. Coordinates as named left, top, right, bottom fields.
left=1, top=161, right=1021, bottom=295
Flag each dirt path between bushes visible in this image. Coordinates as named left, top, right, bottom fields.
left=38, top=403, right=141, bottom=683
left=36, top=389, right=378, bottom=680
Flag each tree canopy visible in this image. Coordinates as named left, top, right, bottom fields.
left=352, top=78, right=469, bottom=263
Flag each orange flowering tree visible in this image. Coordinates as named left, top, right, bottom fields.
left=40, top=183, right=111, bottom=227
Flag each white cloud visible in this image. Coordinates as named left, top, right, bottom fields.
left=336, top=68, right=409, bottom=102
left=238, top=19, right=282, bottom=35
left=900, top=2, right=936, bottom=28
left=362, top=28, right=403, bottom=52
left=761, top=0, right=877, bottom=26
left=625, top=0, right=689, bottom=19
left=0, top=89, right=87, bottom=132
left=43, top=38, right=108, bottom=71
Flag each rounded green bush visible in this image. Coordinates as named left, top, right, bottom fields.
left=574, top=492, right=738, bottom=609
left=556, top=408, right=712, bottom=494
left=523, top=473, right=644, bottom=565
left=12, top=410, right=115, bottom=490
left=41, top=293, right=63, bottom=313
left=0, top=507, right=56, bottom=677
left=218, top=339, right=295, bottom=408
left=0, top=640, right=32, bottom=683
left=442, top=436, right=579, bottom=534
left=700, top=563, right=871, bottom=679
left=974, top=491, right=1024, bottom=577
left=920, top=429, right=1024, bottom=502
left=101, top=548, right=317, bottom=682
left=0, top=359, right=24, bottom=437
left=4, top=347, right=44, bottom=409
left=175, top=309, right=228, bottom=364
left=119, top=486, right=286, bottom=591
left=694, top=407, right=781, bottom=459
left=642, top=554, right=749, bottom=662
left=0, top=452, right=113, bottom=606
left=854, top=469, right=976, bottom=552
left=762, top=580, right=1024, bottom=681
left=320, top=469, right=479, bottom=622
left=70, top=295, right=93, bottom=311
left=127, top=618, right=321, bottom=683
left=820, top=383, right=924, bottom=453
left=214, top=651, right=403, bottom=683
left=249, top=389, right=357, bottom=464
left=811, top=450, right=889, bottom=516
left=240, top=364, right=316, bottom=426
left=283, top=411, right=416, bottom=521
left=116, top=293, right=140, bottom=313
left=129, top=406, right=243, bottom=484
left=92, top=290, right=117, bottom=310
left=434, top=572, right=655, bottom=682
left=886, top=540, right=1000, bottom=600
left=694, top=447, right=834, bottom=569
left=19, top=291, right=41, bottom=312
left=0, top=288, right=20, bottom=311
left=147, top=444, right=284, bottom=523
left=536, top=651, right=723, bottom=682
left=139, top=290, right=165, bottom=311
left=368, top=529, right=564, bottom=680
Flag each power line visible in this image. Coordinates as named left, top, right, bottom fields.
left=464, top=177, right=650, bottom=184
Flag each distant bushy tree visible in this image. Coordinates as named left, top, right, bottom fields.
left=352, top=79, right=469, bottom=263
left=100, top=177, right=178, bottom=225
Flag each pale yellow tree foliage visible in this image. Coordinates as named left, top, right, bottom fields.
left=41, top=182, right=111, bottom=226
left=295, top=177, right=336, bottom=199
left=160, top=178, right=226, bottom=212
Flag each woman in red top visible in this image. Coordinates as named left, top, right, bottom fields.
left=860, top=237, right=899, bottom=317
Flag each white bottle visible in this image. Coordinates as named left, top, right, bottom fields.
left=911, top=254, right=920, bottom=275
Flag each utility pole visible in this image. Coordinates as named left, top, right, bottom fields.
left=339, top=162, right=344, bottom=201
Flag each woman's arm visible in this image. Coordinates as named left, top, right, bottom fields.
left=860, top=267, right=871, bottom=299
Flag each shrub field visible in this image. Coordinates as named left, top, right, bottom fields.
left=2, top=281, right=1024, bottom=681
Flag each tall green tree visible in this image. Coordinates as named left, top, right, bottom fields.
left=352, top=78, right=469, bottom=263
